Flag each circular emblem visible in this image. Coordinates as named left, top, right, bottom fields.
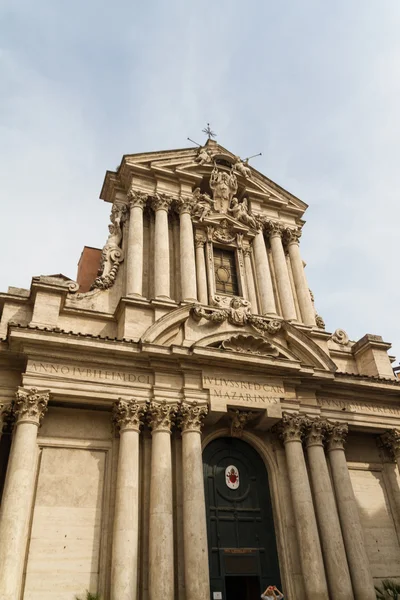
left=225, top=465, right=240, bottom=489
left=216, top=266, right=231, bottom=283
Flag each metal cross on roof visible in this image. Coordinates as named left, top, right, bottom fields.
left=202, top=123, right=216, bottom=140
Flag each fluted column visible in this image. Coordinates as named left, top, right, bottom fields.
left=0, top=387, right=49, bottom=600
left=179, top=402, right=209, bottom=600
left=195, top=234, right=208, bottom=304
left=285, top=228, right=316, bottom=326
left=148, top=401, right=178, bottom=600
left=244, top=246, right=258, bottom=313
left=126, top=190, right=147, bottom=297
left=280, top=414, right=329, bottom=599
left=111, top=399, right=145, bottom=600
left=152, top=194, right=172, bottom=299
left=327, top=423, right=376, bottom=600
left=268, top=223, right=297, bottom=321
left=178, top=198, right=197, bottom=302
left=305, top=420, right=354, bottom=600
left=252, top=229, right=276, bottom=315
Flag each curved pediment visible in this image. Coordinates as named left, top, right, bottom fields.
left=141, top=304, right=337, bottom=373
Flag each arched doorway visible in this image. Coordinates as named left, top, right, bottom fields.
left=203, top=437, right=281, bottom=600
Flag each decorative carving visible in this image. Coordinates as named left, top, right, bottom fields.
left=191, top=302, right=282, bottom=335
left=228, top=409, right=257, bottom=438
left=380, top=430, right=400, bottom=460
left=128, top=189, right=148, bottom=209
left=179, top=401, right=208, bottom=432
left=233, top=157, right=252, bottom=179
left=91, top=203, right=127, bottom=290
left=210, top=167, right=238, bottom=212
left=151, top=193, right=173, bottom=212
left=221, top=334, right=279, bottom=357
left=284, top=227, right=302, bottom=245
left=279, top=413, right=310, bottom=444
left=213, top=219, right=236, bottom=244
left=331, top=329, right=349, bottom=345
left=147, top=400, right=178, bottom=432
left=265, top=220, right=284, bottom=238
left=66, top=280, right=80, bottom=293
left=0, top=403, right=14, bottom=434
left=196, top=146, right=213, bottom=165
left=305, top=418, right=328, bottom=447
left=113, top=398, right=146, bottom=432
left=326, top=422, right=348, bottom=451
left=315, top=314, right=326, bottom=330
left=229, top=197, right=258, bottom=229
left=14, top=387, right=49, bottom=425
left=176, top=196, right=195, bottom=215
left=194, top=232, right=206, bottom=248
left=191, top=188, right=214, bottom=221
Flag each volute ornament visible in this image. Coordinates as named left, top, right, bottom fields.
left=179, top=401, right=208, bottom=432
left=14, top=387, right=50, bottom=425
left=147, top=400, right=178, bottom=432
left=91, top=203, right=127, bottom=290
left=113, top=398, right=146, bottom=432
left=331, top=329, right=349, bottom=345
left=326, top=422, right=348, bottom=451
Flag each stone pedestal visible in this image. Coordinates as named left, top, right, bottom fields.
left=305, top=420, right=354, bottom=600
left=126, top=191, right=147, bottom=297
left=269, top=226, right=297, bottom=321
left=0, top=387, right=49, bottom=600
left=111, top=399, right=145, bottom=600
left=180, top=402, right=210, bottom=600
left=327, top=423, right=376, bottom=600
left=286, top=229, right=316, bottom=326
left=148, top=401, right=177, bottom=600
left=152, top=195, right=172, bottom=299
left=253, top=230, right=276, bottom=315
left=281, top=414, right=329, bottom=599
left=179, top=200, right=197, bottom=302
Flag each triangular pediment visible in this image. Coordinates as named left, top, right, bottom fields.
left=199, top=213, right=254, bottom=234
left=101, top=140, right=307, bottom=217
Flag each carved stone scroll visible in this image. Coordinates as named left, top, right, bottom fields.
left=91, top=203, right=127, bottom=290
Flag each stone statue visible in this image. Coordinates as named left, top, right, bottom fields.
left=229, top=197, right=258, bottom=229
left=92, top=204, right=126, bottom=290
left=210, top=167, right=238, bottom=212
left=196, top=146, right=212, bottom=165
left=191, top=187, right=214, bottom=221
left=234, top=156, right=252, bottom=178
left=226, top=297, right=252, bottom=326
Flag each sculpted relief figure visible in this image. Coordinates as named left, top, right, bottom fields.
left=191, top=187, right=214, bottom=221
left=229, top=197, right=258, bottom=229
left=196, top=146, right=213, bottom=165
left=234, top=156, right=252, bottom=178
left=226, top=296, right=252, bottom=326
left=92, top=204, right=127, bottom=290
left=210, top=166, right=238, bottom=212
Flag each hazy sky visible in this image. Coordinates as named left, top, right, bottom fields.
left=1, top=1, right=399, bottom=364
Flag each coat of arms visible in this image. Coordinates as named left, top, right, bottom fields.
left=225, top=465, right=240, bottom=489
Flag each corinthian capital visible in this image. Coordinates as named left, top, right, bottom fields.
left=128, top=189, right=148, bottom=209
left=176, top=196, right=195, bottom=215
left=14, top=387, right=49, bottom=426
left=179, top=401, right=208, bottom=433
left=279, top=413, right=310, bottom=443
left=305, top=418, right=328, bottom=447
left=379, top=430, right=400, bottom=460
left=113, top=398, right=146, bottom=433
left=326, top=422, right=348, bottom=451
left=284, top=227, right=302, bottom=245
left=151, top=193, right=173, bottom=212
left=147, top=400, right=178, bottom=433
left=265, top=220, right=284, bottom=238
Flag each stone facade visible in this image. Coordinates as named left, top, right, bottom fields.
left=0, top=139, right=399, bottom=599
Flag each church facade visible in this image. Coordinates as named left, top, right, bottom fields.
left=0, top=139, right=400, bottom=600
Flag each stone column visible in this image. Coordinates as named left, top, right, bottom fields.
left=179, top=402, right=210, bottom=600
left=195, top=234, right=208, bottom=304
left=327, top=423, right=376, bottom=600
left=178, top=198, right=197, bottom=302
left=0, top=387, right=49, bottom=600
left=111, top=399, right=145, bottom=600
left=280, top=414, right=329, bottom=599
left=148, top=401, right=178, bottom=600
left=152, top=194, right=172, bottom=299
left=244, top=246, right=258, bottom=313
left=285, top=228, right=316, bottom=326
left=305, top=420, right=354, bottom=600
left=268, top=223, right=297, bottom=321
left=126, top=190, right=147, bottom=297
left=252, top=229, right=276, bottom=315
